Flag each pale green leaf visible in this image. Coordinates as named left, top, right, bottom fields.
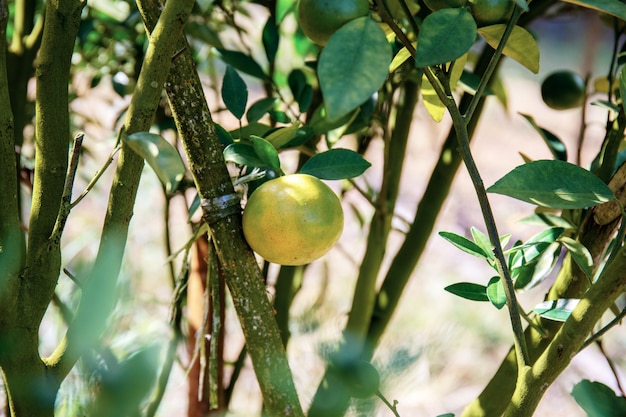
left=478, top=25, right=540, bottom=73
left=487, top=276, right=506, bottom=310
left=561, top=0, right=626, bottom=20
left=559, top=237, right=593, bottom=277
left=124, top=132, right=186, bottom=195
left=534, top=299, right=579, bottom=322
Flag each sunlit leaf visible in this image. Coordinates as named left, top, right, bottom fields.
left=561, top=0, right=626, bottom=20
left=487, top=160, right=615, bottom=209
left=478, top=25, right=540, bottom=73
left=264, top=122, right=301, bottom=149
left=487, top=276, right=506, bottom=309
left=533, top=298, right=579, bottom=321
left=251, top=136, right=281, bottom=171
left=439, top=231, right=490, bottom=260
left=124, top=132, right=186, bottom=195
left=559, top=237, right=593, bottom=277
left=470, top=227, right=494, bottom=261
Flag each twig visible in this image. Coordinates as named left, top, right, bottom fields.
left=70, top=129, right=123, bottom=208
left=51, top=133, right=84, bottom=242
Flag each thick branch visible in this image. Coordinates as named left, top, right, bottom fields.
left=46, top=0, right=196, bottom=381
left=136, top=2, right=305, bottom=415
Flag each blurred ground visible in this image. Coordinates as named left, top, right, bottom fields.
left=9, top=6, right=626, bottom=417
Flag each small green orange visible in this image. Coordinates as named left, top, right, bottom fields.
left=541, top=70, right=586, bottom=110
left=298, top=0, right=370, bottom=46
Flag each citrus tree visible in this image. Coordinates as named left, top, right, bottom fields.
left=3, top=0, right=626, bottom=416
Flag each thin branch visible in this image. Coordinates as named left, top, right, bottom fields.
left=51, top=133, right=83, bottom=242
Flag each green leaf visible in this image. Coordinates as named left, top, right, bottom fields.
left=470, top=227, right=495, bottom=261
left=264, top=123, right=301, bottom=149
left=510, top=227, right=564, bottom=269
left=477, top=25, right=540, bottom=73
left=533, top=299, right=579, bottom=322
left=215, top=123, right=234, bottom=146
left=414, top=8, right=476, bottom=67
left=515, top=241, right=561, bottom=290
left=422, top=55, right=467, bottom=122
left=520, top=114, right=567, bottom=161
left=319, top=16, right=392, bottom=121
left=250, top=136, right=281, bottom=171
left=124, top=132, right=186, bottom=195
left=262, top=17, right=279, bottom=64
left=288, top=69, right=314, bottom=113
left=299, top=148, right=371, bottom=180
left=620, top=66, right=626, bottom=115
left=561, top=0, right=626, bottom=20
left=487, top=160, right=615, bottom=209
left=439, top=231, right=490, bottom=261
left=223, top=142, right=266, bottom=168
left=222, top=65, right=248, bottom=120
left=487, top=276, right=506, bottom=310
left=444, top=282, right=489, bottom=302
left=559, top=237, right=593, bottom=277
left=247, top=97, right=277, bottom=123
left=572, top=380, right=626, bottom=417
left=518, top=213, right=574, bottom=229
left=217, top=49, right=267, bottom=80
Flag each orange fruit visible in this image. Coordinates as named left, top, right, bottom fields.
left=298, top=0, right=370, bottom=46
left=242, top=174, right=344, bottom=265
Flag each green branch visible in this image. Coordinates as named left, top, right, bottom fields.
left=504, top=248, right=626, bottom=417
left=46, top=0, right=196, bottom=382
left=0, top=0, right=24, bottom=319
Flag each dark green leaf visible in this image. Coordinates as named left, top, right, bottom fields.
left=288, top=69, right=307, bottom=99
left=299, top=148, right=371, bottom=180
left=217, top=49, right=267, bottom=80
left=619, top=67, right=626, bottom=115
left=477, top=25, right=540, bottom=73
left=559, top=237, right=593, bottom=277
left=309, top=105, right=358, bottom=135
left=215, top=123, right=234, bottom=146
left=247, top=97, right=277, bottom=123
left=439, top=231, right=490, bottom=261
left=444, top=282, right=489, bottom=302
left=319, top=16, right=392, bottom=121
left=124, top=132, right=186, bottom=195
left=561, top=0, right=626, bottom=20
left=520, top=114, right=567, bottom=161
left=262, top=17, right=279, bottom=64
left=487, top=276, right=506, bottom=309
left=533, top=299, right=579, bottom=321
left=251, top=136, right=281, bottom=171
left=414, top=8, right=476, bottom=67
left=487, top=160, right=615, bottom=209
left=572, top=380, right=626, bottom=417
left=222, top=66, right=248, bottom=120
